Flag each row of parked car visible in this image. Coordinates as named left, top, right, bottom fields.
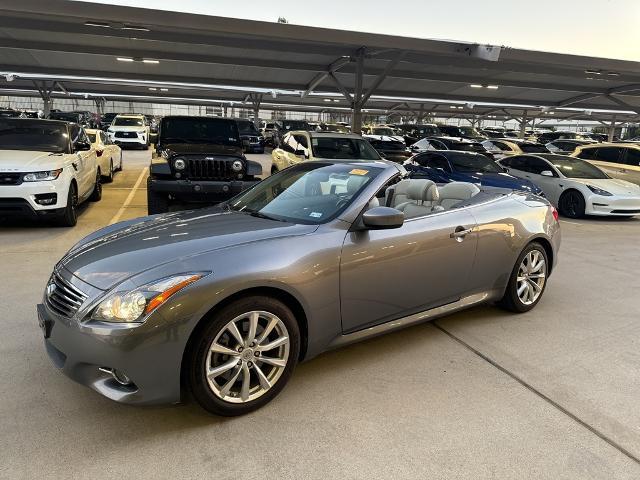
left=270, top=128, right=640, bottom=219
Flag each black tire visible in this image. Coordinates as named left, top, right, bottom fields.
left=54, top=183, right=78, bottom=227
left=89, top=170, right=102, bottom=202
left=116, top=153, right=123, bottom=171
left=147, top=179, right=170, bottom=214
left=558, top=190, right=585, bottom=218
left=188, top=295, right=300, bottom=416
left=498, top=242, right=549, bottom=313
left=103, top=160, right=114, bottom=183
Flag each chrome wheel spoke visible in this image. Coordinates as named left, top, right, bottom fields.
left=517, top=282, right=528, bottom=297
left=207, top=357, right=239, bottom=378
left=240, top=364, right=251, bottom=401
left=256, top=316, right=279, bottom=344
left=210, top=342, right=238, bottom=356
left=219, top=366, right=242, bottom=398
left=246, top=312, right=259, bottom=345
left=257, top=356, right=287, bottom=368
left=516, top=251, right=546, bottom=305
left=227, top=321, right=244, bottom=346
left=258, top=336, right=289, bottom=352
left=254, top=363, right=272, bottom=390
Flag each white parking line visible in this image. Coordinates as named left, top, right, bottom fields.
left=109, top=167, right=149, bottom=225
left=560, top=220, right=582, bottom=226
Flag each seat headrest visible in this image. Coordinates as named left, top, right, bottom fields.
left=347, top=176, right=367, bottom=194
left=439, top=182, right=480, bottom=200
left=406, top=179, right=439, bottom=202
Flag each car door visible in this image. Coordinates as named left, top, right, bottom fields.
left=517, top=156, right=562, bottom=204
left=340, top=203, right=478, bottom=333
left=69, top=125, right=92, bottom=197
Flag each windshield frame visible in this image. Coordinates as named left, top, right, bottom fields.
left=159, top=117, right=241, bottom=147
left=112, top=116, right=144, bottom=127
left=448, top=152, right=503, bottom=173
left=544, top=155, right=609, bottom=179
left=225, top=162, right=383, bottom=225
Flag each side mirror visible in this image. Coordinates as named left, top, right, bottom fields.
left=362, top=206, right=404, bottom=230
left=502, top=166, right=509, bottom=173
left=74, top=141, right=91, bottom=151
left=149, top=133, right=158, bottom=145
left=540, top=170, right=554, bottom=177
left=294, top=149, right=307, bottom=158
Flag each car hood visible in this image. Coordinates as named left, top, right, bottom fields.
left=109, top=125, right=145, bottom=132
left=0, top=150, right=65, bottom=171
left=59, top=209, right=317, bottom=290
left=460, top=171, right=539, bottom=192
left=570, top=177, right=640, bottom=195
left=162, top=143, right=243, bottom=156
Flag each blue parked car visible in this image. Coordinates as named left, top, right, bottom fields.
left=405, top=150, right=544, bottom=195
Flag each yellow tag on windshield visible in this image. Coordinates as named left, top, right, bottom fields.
left=349, top=169, right=369, bottom=176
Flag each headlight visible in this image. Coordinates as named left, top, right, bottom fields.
left=231, top=160, right=243, bottom=172
left=587, top=185, right=613, bottom=196
left=174, top=158, right=186, bottom=170
left=23, top=169, right=63, bottom=182
left=91, top=272, right=209, bottom=323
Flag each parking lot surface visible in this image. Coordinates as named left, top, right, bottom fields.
left=1, top=150, right=640, bottom=479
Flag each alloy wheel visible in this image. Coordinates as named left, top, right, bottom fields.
left=516, top=250, right=546, bottom=305
left=205, top=311, right=290, bottom=403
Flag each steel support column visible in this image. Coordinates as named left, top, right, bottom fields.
left=608, top=115, right=617, bottom=142
left=32, top=80, right=54, bottom=117
left=519, top=110, right=528, bottom=138
left=351, top=49, right=365, bottom=134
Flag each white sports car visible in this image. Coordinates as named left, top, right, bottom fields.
left=497, top=153, right=640, bottom=218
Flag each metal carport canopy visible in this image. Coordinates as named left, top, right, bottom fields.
left=1, top=0, right=640, bottom=126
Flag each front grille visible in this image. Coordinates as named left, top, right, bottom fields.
left=45, top=272, right=87, bottom=317
left=0, top=173, right=22, bottom=185
left=187, top=158, right=234, bottom=180
left=115, top=131, right=138, bottom=138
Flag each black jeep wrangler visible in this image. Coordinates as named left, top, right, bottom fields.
left=147, top=116, right=262, bottom=214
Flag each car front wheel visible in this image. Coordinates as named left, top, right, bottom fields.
left=558, top=190, right=585, bottom=218
left=54, top=183, right=78, bottom=227
left=498, top=242, right=549, bottom=313
left=188, top=296, right=300, bottom=416
left=89, top=170, right=102, bottom=202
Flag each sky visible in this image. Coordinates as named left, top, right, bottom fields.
left=83, top=0, right=640, bottom=61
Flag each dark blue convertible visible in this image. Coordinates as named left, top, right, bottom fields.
left=405, top=150, right=543, bottom=195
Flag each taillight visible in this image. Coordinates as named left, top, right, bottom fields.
left=96, top=149, right=103, bottom=157
left=551, top=206, right=559, bottom=222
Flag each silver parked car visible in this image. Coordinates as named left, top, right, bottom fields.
left=38, top=160, right=561, bottom=416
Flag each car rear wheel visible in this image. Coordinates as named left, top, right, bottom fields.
left=54, top=183, right=78, bottom=227
left=89, top=170, right=102, bottom=202
left=498, top=242, right=549, bottom=313
left=188, top=296, right=300, bottom=416
left=103, top=160, right=114, bottom=183
left=558, top=190, right=585, bottom=218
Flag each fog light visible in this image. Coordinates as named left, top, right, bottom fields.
left=34, top=193, right=57, bottom=205
left=194, top=184, right=201, bottom=192
left=175, top=172, right=181, bottom=179
left=222, top=185, right=229, bottom=192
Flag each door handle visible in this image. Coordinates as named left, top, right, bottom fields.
left=450, top=226, right=474, bottom=240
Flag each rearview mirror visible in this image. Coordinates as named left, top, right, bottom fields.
left=362, top=206, right=404, bottom=230
left=540, top=170, right=554, bottom=177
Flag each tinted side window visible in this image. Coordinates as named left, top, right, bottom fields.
left=594, top=147, right=623, bottom=164
left=69, top=124, right=81, bottom=145
left=293, top=134, right=308, bottom=149
left=576, top=148, right=597, bottom=160
left=526, top=157, right=554, bottom=175
left=492, top=141, right=512, bottom=151
left=623, top=148, right=640, bottom=166
left=428, top=155, right=451, bottom=171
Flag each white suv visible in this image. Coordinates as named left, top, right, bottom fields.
left=107, top=114, right=150, bottom=149
left=0, top=118, right=101, bottom=226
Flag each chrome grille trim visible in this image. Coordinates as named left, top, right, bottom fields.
left=45, top=272, right=88, bottom=317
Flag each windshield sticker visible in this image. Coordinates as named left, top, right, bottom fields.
left=349, top=169, right=369, bottom=176
left=309, top=212, right=323, bottom=218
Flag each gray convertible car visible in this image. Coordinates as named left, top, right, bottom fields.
left=38, top=160, right=560, bottom=416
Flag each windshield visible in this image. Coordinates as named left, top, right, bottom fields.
left=160, top=117, right=240, bottom=146
left=324, top=124, right=350, bottom=133
left=227, top=162, right=382, bottom=224
left=0, top=119, right=69, bottom=153
left=449, top=153, right=503, bottom=173
left=236, top=120, right=259, bottom=135
left=520, top=143, right=549, bottom=153
left=546, top=155, right=608, bottom=179
left=311, top=136, right=381, bottom=160
left=112, top=117, right=144, bottom=127
left=372, top=127, right=395, bottom=136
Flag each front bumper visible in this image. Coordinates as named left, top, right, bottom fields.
left=37, top=271, right=187, bottom=405
left=0, top=176, right=71, bottom=217
left=586, top=195, right=640, bottom=216
left=149, top=177, right=260, bottom=203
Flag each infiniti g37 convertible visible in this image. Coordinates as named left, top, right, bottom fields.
left=39, top=160, right=560, bottom=416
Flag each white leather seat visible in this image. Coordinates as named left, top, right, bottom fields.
left=396, top=179, right=441, bottom=218
left=438, top=182, right=480, bottom=209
